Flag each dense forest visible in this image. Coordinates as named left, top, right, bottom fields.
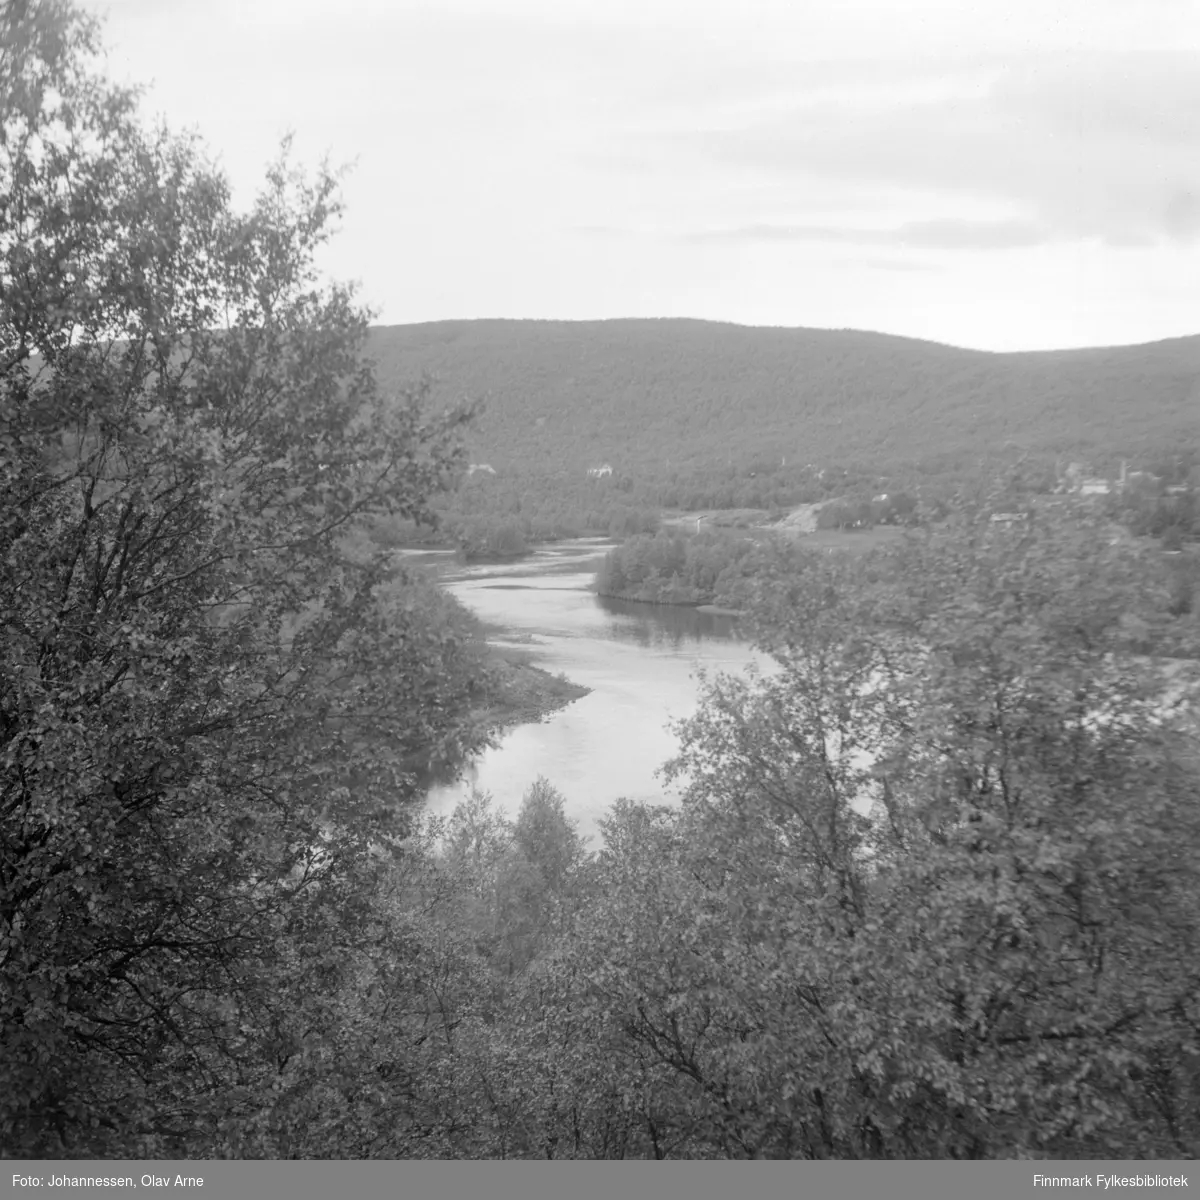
left=595, top=499, right=1200, bottom=610
left=3, top=0, right=1200, bottom=1162
left=362, top=316, right=1200, bottom=549
left=364, top=317, right=1200, bottom=517
left=594, top=527, right=767, bottom=606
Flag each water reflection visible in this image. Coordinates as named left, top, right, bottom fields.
left=595, top=593, right=742, bottom=649
left=420, top=539, right=769, bottom=841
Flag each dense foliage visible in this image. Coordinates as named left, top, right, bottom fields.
left=365, top=320, right=1200, bottom=509
left=406, top=509, right=1200, bottom=1159
left=595, top=528, right=767, bottom=605
left=1, top=0, right=491, bottom=1154
left=1106, top=477, right=1200, bottom=545
left=5, top=0, right=1200, bottom=1162
left=451, top=516, right=529, bottom=562
left=369, top=470, right=661, bottom=555
left=231, top=506, right=1200, bottom=1160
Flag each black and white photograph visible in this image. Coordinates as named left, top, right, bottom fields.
left=3, top=0, right=1199, bottom=1173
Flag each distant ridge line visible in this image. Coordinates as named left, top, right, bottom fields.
left=365, top=318, right=1200, bottom=475
left=370, top=317, right=1200, bottom=359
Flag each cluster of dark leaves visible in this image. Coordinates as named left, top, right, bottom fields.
left=1, top=0, right=494, bottom=1155
left=415, top=508, right=1200, bottom=1159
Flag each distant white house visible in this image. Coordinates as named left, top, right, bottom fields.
left=1058, top=459, right=1114, bottom=496
left=989, top=511, right=1029, bottom=524
left=467, top=463, right=496, bottom=476
left=1059, top=460, right=1170, bottom=498
left=587, top=464, right=613, bottom=479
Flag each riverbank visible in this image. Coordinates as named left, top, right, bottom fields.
left=422, top=537, right=767, bottom=844
left=481, top=644, right=591, bottom=731
left=594, top=589, right=704, bottom=607
left=593, top=588, right=746, bottom=618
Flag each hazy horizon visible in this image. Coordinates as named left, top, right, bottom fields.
left=368, top=313, right=1199, bottom=356
left=85, top=0, right=1200, bottom=354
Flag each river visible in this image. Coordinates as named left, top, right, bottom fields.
left=417, top=539, right=771, bottom=843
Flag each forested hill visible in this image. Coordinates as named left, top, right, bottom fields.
left=367, top=319, right=1200, bottom=475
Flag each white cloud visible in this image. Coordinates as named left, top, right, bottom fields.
left=79, top=0, right=1200, bottom=349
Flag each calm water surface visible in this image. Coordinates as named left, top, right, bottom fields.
left=414, top=544, right=1200, bottom=844
left=418, top=539, right=771, bottom=842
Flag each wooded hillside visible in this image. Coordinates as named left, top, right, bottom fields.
left=368, top=319, right=1200, bottom=478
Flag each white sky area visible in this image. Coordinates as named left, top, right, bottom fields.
left=83, top=0, right=1200, bottom=351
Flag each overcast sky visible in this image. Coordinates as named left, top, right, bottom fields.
left=83, top=0, right=1199, bottom=351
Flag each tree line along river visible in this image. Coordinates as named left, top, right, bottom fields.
left=417, top=539, right=771, bottom=843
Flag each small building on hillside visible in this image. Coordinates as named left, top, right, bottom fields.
left=1059, top=460, right=1170, bottom=498
left=1058, top=460, right=1112, bottom=496
left=467, top=463, right=497, bottom=476
left=1058, top=460, right=1117, bottom=496
left=989, top=511, right=1030, bottom=525
left=587, top=464, right=613, bottom=480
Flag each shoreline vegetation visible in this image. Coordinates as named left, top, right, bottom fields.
left=12, top=0, right=1200, bottom=1160
left=483, top=645, right=591, bottom=730
left=594, top=503, right=1199, bottom=613
left=593, top=589, right=746, bottom=618
left=696, top=604, right=746, bottom=617
left=592, top=527, right=761, bottom=609
left=354, top=550, right=590, bottom=737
